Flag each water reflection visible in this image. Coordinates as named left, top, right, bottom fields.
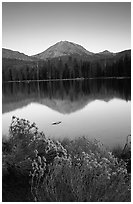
left=2, top=78, right=131, bottom=113
left=2, top=79, right=131, bottom=149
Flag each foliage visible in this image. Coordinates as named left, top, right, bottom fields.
left=2, top=116, right=69, bottom=201
left=3, top=117, right=131, bottom=202
left=31, top=137, right=131, bottom=201
left=2, top=53, right=131, bottom=81
left=3, top=116, right=67, bottom=174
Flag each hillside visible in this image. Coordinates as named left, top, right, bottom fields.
left=2, top=48, right=34, bottom=61
left=32, top=41, right=94, bottom=60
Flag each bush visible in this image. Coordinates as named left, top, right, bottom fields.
left=2, top=116, right=68, bottom=201
left=2, top=117, right=131, bottom=202
left=31, top=137, right=130, bottom=202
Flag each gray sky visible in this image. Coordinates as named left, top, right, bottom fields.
left=2, top=2, right=131, bottom=55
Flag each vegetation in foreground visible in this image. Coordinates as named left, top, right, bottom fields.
left=2, top=116, right=131, bottom=202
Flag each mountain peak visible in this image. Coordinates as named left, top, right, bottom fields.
left=99, top=50, right=114, bottom=55
left=103, top=50, right=110, bottom=53
left=32, top=41, right=94, bottom=60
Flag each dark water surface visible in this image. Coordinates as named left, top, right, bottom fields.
left=2, top=79, right=131, bottom=149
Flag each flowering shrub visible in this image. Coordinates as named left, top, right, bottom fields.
left=31, top=138, right=130, bottom=202
left=3, top=117, right=131, bottom=202
left=7, top=116, right=67, bottom=171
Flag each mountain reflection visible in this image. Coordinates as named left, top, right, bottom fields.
left=2, top=78, right=131, bottom=114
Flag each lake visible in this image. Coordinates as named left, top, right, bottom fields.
left=2, top=78, right=131, bottom=150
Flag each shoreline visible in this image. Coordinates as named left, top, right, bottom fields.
left=3, top=76, right=131, bottom=83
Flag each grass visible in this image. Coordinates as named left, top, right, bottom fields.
left=2, top=116, right=131, bottom=202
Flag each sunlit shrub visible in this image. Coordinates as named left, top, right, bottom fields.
left=3, top=117, right=131, bottom=202
left=3, top=116, right=69, bottom=201
left=31, top=137, right=131, bottom=202
left=5, top=116, right=67, bottom=170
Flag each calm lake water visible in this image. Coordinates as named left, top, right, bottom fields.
left=2, top=79, right=131, bottom=149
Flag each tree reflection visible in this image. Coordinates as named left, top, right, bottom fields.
left=2, top=79, right=131, bottom=113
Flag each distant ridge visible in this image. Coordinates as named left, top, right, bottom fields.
left=98, top=50, right=115, bottom=56
left=2, top=48, right=34, bottom=61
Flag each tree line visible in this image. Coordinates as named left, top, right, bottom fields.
left=2, top=54, right=131, bottom=81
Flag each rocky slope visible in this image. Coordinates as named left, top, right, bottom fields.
left=32, top=41, right=94, bottom=60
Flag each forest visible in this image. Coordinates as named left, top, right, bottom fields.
left=2, top=54, right=131, bottom=82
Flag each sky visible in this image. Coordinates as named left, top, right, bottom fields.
left=2, top=2, right=131, bottom=55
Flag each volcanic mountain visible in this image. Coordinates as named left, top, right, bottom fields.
left=32, top=41, right=94, bottom=60
left=2, top=41, right=130, bottom=62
